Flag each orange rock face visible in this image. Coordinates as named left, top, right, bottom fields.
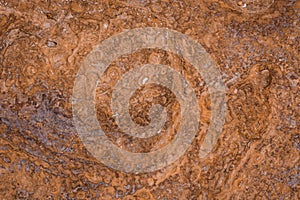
left=0, top=0, right=299, bottom=199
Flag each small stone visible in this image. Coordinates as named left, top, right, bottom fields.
left=142, top=77, right=148, bottom=84
left=103, top=23, right=108, bottom=29
left=149, top=52, right=161, bottom=64
left=147, top=178, right=154, bottom=186
left=237, top=1, right=243, bottom=6
left=46, top=40, right=57, bottom=48
left=185, top=29, right=192, bottom=34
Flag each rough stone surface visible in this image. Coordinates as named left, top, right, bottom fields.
left=0, top=0, right=299, bottom=199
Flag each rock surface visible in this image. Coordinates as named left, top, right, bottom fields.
left=0, top=0, right=299, bottom=199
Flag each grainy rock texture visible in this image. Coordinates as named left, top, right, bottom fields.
left=0, top=0, right=299, bottom=199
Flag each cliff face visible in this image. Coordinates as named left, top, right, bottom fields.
left=0, top=0, right=299, bottom=199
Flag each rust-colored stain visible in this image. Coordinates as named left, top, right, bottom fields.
left=0, top=0, right=299, bottom=199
